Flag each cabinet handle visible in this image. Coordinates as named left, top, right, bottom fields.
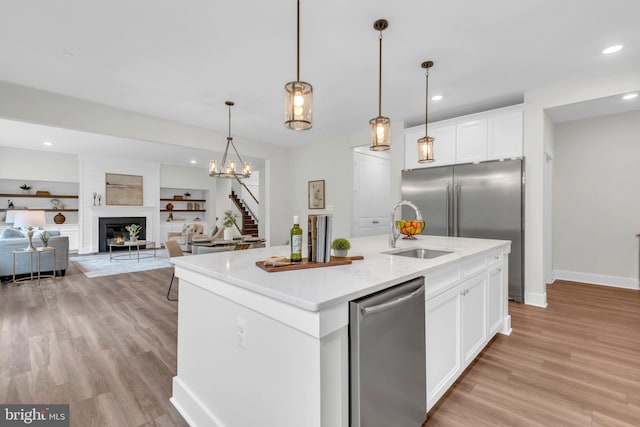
left=372, top=220, right=379, bottom=224
left=497, top=268, right=502, bottom=273
left=493, top=256, right=500, bottom=260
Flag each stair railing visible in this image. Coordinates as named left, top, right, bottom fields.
left=234, top=175, right=258, bottom=205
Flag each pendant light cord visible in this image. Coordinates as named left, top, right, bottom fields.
left=228, top=103, right=232, bottom=140
left=296, top=0, right=300, bottom=82
left=378, top=31, right=383, bottom=117
left=425, top=67, right=429, bottom=136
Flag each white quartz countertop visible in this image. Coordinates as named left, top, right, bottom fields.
left=173, top=234, right=510, bottom=312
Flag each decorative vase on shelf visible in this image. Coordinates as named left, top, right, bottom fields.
left=224, top=227, right=233, bottom=241
left=131, top=236, right=138, bottom=242
left=54, top=213, right=66, bottom=224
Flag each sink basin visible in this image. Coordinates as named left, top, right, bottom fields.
left=384, top=247, right=454, bottom=259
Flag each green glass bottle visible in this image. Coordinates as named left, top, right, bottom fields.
left=290, top=215, right=302, bottom=262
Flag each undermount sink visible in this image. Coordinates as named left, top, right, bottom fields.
left=384, top=247, right=454, bottom=259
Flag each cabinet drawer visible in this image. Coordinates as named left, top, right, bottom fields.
left=425, top=263, right=462, bottom=300
left=461, top=255, right=486, bottom=280
left=487, top=250, right=503, bottom=267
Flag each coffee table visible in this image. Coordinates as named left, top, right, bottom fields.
left=109, top=239, right=157, bottom=262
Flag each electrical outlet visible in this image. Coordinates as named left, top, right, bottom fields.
left=236, top=316, right=247, bottom=349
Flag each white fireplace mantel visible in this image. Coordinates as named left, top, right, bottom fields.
left=85, top=205, right=158, bottom=253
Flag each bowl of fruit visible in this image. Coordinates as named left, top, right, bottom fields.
left=396, top=219, right=425, bottom=240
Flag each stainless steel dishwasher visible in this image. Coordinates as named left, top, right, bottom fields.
left=349, top=276, right=426, bottom=426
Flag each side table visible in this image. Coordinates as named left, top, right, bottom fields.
left=12, top=247, right=57, bottom=286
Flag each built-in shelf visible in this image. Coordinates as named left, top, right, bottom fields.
left=0, top=208, right=78, bottom=212
left=0, top=193, right=78, bottom=199
left=160, top=209, right=206, bottom=212
left=160, top=198, right=206, bottom=202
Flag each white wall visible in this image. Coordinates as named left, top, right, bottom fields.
left=0, top=81, right=292, bottom=245
left=289, top=122, right=404, bottom=241
left=0, top=146, right=78, bottom=182
left=78, top=156, right=160, bottom=253
left=523, top=68, right=640, bottom=307
left=553, top=110, right=640, bottom=289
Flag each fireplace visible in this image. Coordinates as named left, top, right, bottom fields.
left=99, top=217, right=147, bottom=252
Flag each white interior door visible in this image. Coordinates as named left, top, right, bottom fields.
left=353, top=149, right=391, bottom=237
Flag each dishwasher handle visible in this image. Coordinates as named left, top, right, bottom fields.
left=361, top=285, right=425, bottom=317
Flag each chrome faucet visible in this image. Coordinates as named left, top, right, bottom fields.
left=390, top=200, right=423, bottom=248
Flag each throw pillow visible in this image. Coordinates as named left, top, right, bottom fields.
left=0, top=228, right=26, bottom=239
left=182, top=224, right=197, bottom=235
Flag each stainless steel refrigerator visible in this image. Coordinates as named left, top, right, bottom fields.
left=401, top=158, right=524, bottom=302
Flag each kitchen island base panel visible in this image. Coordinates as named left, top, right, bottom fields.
left=172, top=278, right=348, bottom=427
left=171, top=235, right=511, bottom=425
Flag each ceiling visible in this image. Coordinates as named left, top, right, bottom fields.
left=0, top=0, right=639, bottom=161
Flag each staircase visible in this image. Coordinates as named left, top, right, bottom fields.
left=229, top=191, right=258, bottom=237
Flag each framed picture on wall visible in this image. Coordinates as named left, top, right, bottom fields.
left=308, top=179, right=325, bottom=209
left=105, top=173, right=143, bottom=206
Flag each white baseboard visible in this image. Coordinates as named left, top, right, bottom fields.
left=553, top=270, right=640, bottom=290
left=524, top=291, right=547, bottom=308
left=171, top=376, right=225, bottom=427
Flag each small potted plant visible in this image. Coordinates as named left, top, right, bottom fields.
left=20, top=184, right=32, bottom=194
left=222, top=210, right=236, bottom=241
left=126, top=224, right=142, bottom=242
left=39, top=231, right=50, bottom=248
left=331, top=238, right=351, bottom=258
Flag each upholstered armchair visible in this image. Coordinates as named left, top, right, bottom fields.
left=167, top=223, right=205, bottom=252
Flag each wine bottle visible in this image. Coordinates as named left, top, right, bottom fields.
left=290, top=215, right=302, bottom=262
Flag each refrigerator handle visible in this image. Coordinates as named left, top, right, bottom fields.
left=445, top=182, right=450, bottom=236
left=455, top=182, right=461, bottom=236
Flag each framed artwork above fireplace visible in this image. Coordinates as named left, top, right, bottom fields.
left=105, top=173, right=143, bottom=206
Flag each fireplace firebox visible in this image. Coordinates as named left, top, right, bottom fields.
left=99, top=217, right=147, bottom=252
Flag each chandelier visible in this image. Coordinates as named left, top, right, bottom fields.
left=209, top=101, right=251, bottom=179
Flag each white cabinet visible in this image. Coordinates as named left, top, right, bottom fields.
left=403, top=105, right=523, bottom=170
left=488, top=110, right=523, bottom=159
left=456, top=119, right=488, bottom=164
left=404, top=122, right=456, bottom=170
left=425, top=249, right=507, bottom=411
left=487, top=263, right=505, bottom=337
left=44, top=224, right=80, bottom=252
left=460, top=273, right=488, bottom=366
left=426, top=284, right=461, bottom=409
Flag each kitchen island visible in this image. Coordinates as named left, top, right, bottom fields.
left=170, top=235, right=511, bottom=427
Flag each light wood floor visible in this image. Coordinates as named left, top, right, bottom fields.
left=0, top=262, right=188, bottom=426
left=2, top=265, right=640, bottom=426
left=426, top=280, right=640, bottom=426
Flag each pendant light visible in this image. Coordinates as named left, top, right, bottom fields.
left=284, top=0, right=313, bottom=130
left=370, top=19, right=390, bottom=151
left=209, top=101, right=251, bottom=179
left=417, top=61, right=435, bottom=163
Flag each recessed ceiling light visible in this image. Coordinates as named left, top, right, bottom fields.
left=431, top=95, right=443, bottom=101
left=622, top=93, right=638, bottom=100
left=190, top=160, right=197, bottom=164
left=43, top=141, right=54, bottom=146
left=602, top=44, right=623, bottom=54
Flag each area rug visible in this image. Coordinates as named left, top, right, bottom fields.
left=70, top=251, right=172, bottom=278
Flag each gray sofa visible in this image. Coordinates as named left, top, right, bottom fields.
left=0, top=228, right=69, bottom=281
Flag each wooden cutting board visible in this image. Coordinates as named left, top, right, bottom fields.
left=255, top=255, right=364, bottom=272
